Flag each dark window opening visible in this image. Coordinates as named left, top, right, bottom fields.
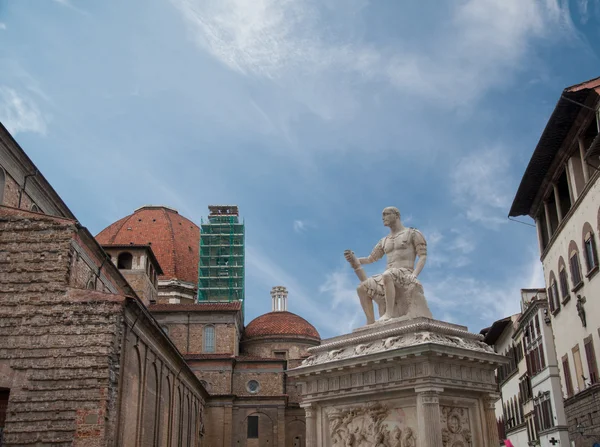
left=537, top=209, right=549, bottom=250
left=30, top=203, right=40, bottom=213
left=117, top=252, right=133, bottom=270
left=273, top=351, right=287, bottom=359
left=0, top=388, right=10, bottom=446
left=557, top=170, right=572, bottom=216
left=247, top=416, right=259, bottom=439
left=546, top=195, right=559, bottom=235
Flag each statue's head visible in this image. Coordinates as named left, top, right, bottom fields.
left=382, top=207, right=400, bottom=227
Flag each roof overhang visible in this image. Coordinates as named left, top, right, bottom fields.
left=482, top=316, right=512, bottom=346
left=509, top=77, right=600, bottom=218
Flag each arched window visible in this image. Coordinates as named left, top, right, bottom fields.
left=30, top=203, right=40, bottom=213
left=203, top=326, right=215, bottom=353
left=558, top=257, right=570, bottom=302
left=86, top=278, right=95, bottom=290
left=582, top=223, right=598, bottom=273
left=117, top=252, right=133, bottom=270
left=0, top=167, right=5, bottom=205
left=568, top=241, right=583, bottom=288
left=547, top=271, right=559, bottom=313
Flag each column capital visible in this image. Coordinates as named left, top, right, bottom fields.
left=483, top=393, right=501, bottom=409
left=301, top=403, right=317, bottom=418
left=414, top=386, right=444, bottom=395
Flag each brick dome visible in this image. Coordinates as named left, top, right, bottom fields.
left=244, top=311, right=320, bottom=341
left=96, top=205, right=199, bottom=284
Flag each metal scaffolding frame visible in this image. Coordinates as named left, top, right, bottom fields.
left=197, top=205, right=245, bottom=313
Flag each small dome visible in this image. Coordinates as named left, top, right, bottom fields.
left=244, top=311, right=320, bottom=340
left=96, top=205, right=199, bottom=284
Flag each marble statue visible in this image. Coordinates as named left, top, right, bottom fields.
left=345, top=206, right=432, bottom=325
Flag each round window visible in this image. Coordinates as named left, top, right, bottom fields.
left=247, top=380, right=260, bottom=394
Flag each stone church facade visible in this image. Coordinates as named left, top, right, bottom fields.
left=0, top=122, right=319, bottom=446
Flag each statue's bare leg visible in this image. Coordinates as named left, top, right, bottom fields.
left=357, top=283, right=375, bottom=325
left=380, top=271, right=397, bottom=321
left=378, top=299, right=386, bottom=318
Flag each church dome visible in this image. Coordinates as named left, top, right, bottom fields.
left=244, top=311, right=320, bottom=341
left=95, top=205, right=199, bottom=284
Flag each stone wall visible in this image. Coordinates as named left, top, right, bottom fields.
left=0, top=210, right=207, bottom=446
left=0, top=211, right=124, bottom=445
left=231, top=405, right=282, bottom=447
left=120, top=269, right=157, bottom=305
left=188, top=360, right=234, bottom=395
left=119, top=301, right=207, bottom=447
left=564, top=384, right=600, bottom=446
left=285, top=410, right=306, bottom=447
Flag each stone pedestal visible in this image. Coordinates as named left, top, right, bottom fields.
left=287, top=318, right=508, bottom=447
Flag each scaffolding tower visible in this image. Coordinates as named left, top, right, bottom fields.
left=197, top=205, right=245, bottom=312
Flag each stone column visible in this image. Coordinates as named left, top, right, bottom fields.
left=302, top=404, right=317, bottom=447
left=483, top=394, right=501, bottom=447
left=415, top=386, right=443, bottom=447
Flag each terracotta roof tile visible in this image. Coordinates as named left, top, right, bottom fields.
left=95, top=206, right=199, bottom=283
left=244, top=311, right=320, bottom=340
left=149, top=302, right=242, bottom=312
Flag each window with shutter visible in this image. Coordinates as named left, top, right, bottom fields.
left=562, top=356, right=574, bottom=397
left=539, top=346, right=546, bottom=369
left=559, top=268, right=569, bottom=300
left=547, top=286, right=556, bottom=312
left=584, top=337, right=598, bottom=384
left=551, top=281, right=560, bottom=311
left=584, top=235, right=598, bottom=272
left=570, top=253, right=583, bottom=287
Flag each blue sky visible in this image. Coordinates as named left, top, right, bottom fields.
left=1, top=0, right=599, bottom=339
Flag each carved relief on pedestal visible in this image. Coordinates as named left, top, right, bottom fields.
left=440, top=406, right=471, bottom=447
left=325, top=403, right=416, bottom=447
left=300, top=330, right=495, bottom=368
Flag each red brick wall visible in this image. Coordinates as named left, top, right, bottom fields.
left=233, top=363, right=284, bottom=397
left=0, top=172, right=38, bottom=211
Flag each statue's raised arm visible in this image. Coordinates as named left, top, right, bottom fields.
left=344, top=207, right=433, bottom=326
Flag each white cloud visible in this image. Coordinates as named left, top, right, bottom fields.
left=0, top=87, right=47, bottom=135
left=451, top=146, right=513, bottom=228
left=319, top=268, right=363, bottom=333
left=424, top=243, right=543, bottom=330
left=293, top=219, right=315, bottom=233
left=171, top=0, right=575, bottom=107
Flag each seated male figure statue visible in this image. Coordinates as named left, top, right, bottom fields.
left=344, top=207, right=432, bottom=325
